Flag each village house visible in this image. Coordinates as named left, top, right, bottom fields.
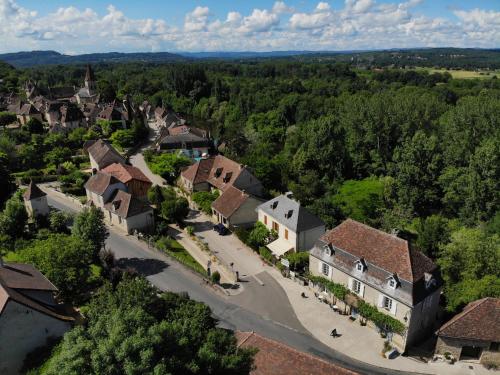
left=180, top=155, right=264, bottom=196
left=435, top=298, right=499, bottom=366
left=16, top=103, right=43, bottom=125
left=84, top=139, right=126, bottom=171
left=50, top=104, right=86, bottom=133
left=211, top=186, right=264, bottom=229
left=181, top=155, right=265, bottom=228
left=96, top=102, right=127, bottom=128
left=154, top=107, right=184, bottom=128
left=309, top=219, right=442, bottom=351
left=256, top=193, right=325, bottom=258
left=23, top=181, right=49, bottom=218
left=101, top=163, right=152, bottom=199
left=84, top=170, right=154, bottom=234
left=155, top=124, right=212, bottom=159
left=0, top=262, right=73, bottom=375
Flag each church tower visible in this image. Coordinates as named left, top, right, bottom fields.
left=84, top=64, right=96, bottom=94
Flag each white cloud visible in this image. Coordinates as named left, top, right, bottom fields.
left=0, top=0, right=498, bottom=53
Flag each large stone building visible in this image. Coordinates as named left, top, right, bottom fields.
left=256, top=193, right=325, bottom=258
left=309, top=219, right=442, bottom=351
left=0, top=263, right=73, bottom=375
left=75, top=64, right=99, bottom=105
left=435, top=298, right=499, bottom=366
left=101, top=163, right=152, bottom=199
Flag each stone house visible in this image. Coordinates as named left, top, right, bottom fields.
left=16, top=103, right=43, bottom=125
left=256, top=193, right=325, bottom=258
left=101, top=163, right=152, bottom=199
left=180, top=155, right=264, bottom=197
left=0, top=263, right=73, bottom=375
left=84, top=139, right=126, bottom=171
left=211, top=186, right=264, bottom=229
left=155, top=125, right=212, bottom=159
left=309, top=219, right=442, bottom=351
left=84, top=170, right=154, bottom=234
left=75, top=65, right=99, bottom=105
left=435, top=298, right=499, bottom=366
left=23, top=181, right=49, bottom=218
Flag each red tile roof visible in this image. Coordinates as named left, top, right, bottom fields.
left=86, top=139, right=125, bottom=168
left=321, top=219, right=436, bottom=282
left=236, top=331, right=358, bottom=375
left=211, top=186, right=250, bottom=218
left=103, top=190, right=152, bottom=218
left=84, top=172, right=121, bottom=195
left=436, top=298, right=500, bottom=342
left=102, top=163, right=151, bottom=184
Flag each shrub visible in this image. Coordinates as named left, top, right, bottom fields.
left=186, top=225, right=194, bottom=235
left=247, top=222, right=271, bottom=250
left=192, top=191, right=219, bottom=214
left=358, top=300, right=406, bottom=335
left=307, top=274, right=349, bottom=300
left=259, top=247, right=273, bottom=263
left=285, top=251, right=309, bottom=272
left=210, top=271, right=221, bottom=284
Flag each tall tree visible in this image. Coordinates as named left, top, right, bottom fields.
left=72, top=207, right=108, bottom=260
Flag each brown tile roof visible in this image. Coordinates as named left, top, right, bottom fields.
left=102, top=163, right=151, bottom=184
left=212, top=186, right=250, bottom=218
left=181, top=157, right=215, bottom=185
left=436, top=298, right=500, bottom=342
left=236, top=331, right=358, bottom=375
left=19, top=103, right=40, bottom=116
left=23, top=181, right=46, bottom=200
left=86, top=139, right=125, bottom=168
left=321, top=219, right=436, bottom=282
left=0, top=263, right=57, bottom=291
left=104, top=190, right=152, bottom=218
left=84, top=172, right=121, bottom=195
left=207, top=155, right=247, bottom=191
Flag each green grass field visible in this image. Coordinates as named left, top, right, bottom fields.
left=417, top=67, right=500, bottom=79
left=155, top=236, right=207, bottom=276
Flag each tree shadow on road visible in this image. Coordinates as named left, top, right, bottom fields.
left=116, top=258, right=168, bottom=276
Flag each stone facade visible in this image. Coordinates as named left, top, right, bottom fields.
left=24, top=195, right=49, bottom=218
left=435, top=337, right=500, bottom=365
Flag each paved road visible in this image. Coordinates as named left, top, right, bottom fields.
left=46, top=194, right=423, bottom=375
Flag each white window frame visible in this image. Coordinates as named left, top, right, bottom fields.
left=352, top=279, right=361, bottom=294
left=323, top=244, right=332, bottom=256
left=383, top=296, right=393, bottom=311
left=388, top=278, right=396, bottom=289
left=356, top=263, right=363, bottom=272
left=321, top=262, right=330, bottom=277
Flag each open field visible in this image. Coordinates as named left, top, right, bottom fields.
left=416, top=67, right=500, bottom=79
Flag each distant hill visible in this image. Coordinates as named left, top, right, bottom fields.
left=0, top=50, right=187, bottom=68
left=1, top=48, right=500, bottom=69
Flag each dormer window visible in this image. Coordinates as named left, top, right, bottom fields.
left=355, top=260, right=366, bottom=272
left=223, top=172, right=233, bottom=183
left=323, top=244, right=333, bottom=257
left=271, top=201, right=278, bottom=210
left=285, top=209, right=293, bottom=219
left=387, top=274, right=399, bottom=289
left=389, top=278, right=396, bottom=289
left=214, top=167, right=223, bottom=177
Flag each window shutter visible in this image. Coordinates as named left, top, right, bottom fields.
left=318, top=261, right=323, bottom=274
left=390, top=301, right=397, bottom=316
left=328, top=266, right=332, bottom=278
left=360, top=283, right=365, bottom=297
left=378, top=294, right=384, bottom=308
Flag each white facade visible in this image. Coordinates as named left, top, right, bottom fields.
left=0, top=301, right=71, bottom=375
left=24, top=196, right=49, bottom=218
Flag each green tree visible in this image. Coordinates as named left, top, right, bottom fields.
left=0, top=111, right=17, bottom=129
left=414, top=215, right=451, bottom=259
left=49, top=211, right=72, bottom=233
left=437, top=227, right=500, bottom=311
left=110, top=129, right=136, bottom=149
left=40, top=277, right=255, bottom=374
left=247, top=222, right=271, bottom=249
left=160, top=196, right=189, bottom=223
left=0, top=193, right=27, bottom=239
left=391, top=131, right=442, bottom=216
left=24, top=117, right=44, bottom=134
left=72, top=207, right=108, bottom=261
left=44, top=147, right=72, bottom=168
left=192, top=191, right=219, bottom=215
left=0, top=153, right=14, bottom=207
left=147, top=185, right=165, bottom=207
left=146, top=153, right=191, bottom=184
left=17, top=234, right=94, bottom=302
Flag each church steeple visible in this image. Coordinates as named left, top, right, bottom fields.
left=84, top=64, right=96, bottom=94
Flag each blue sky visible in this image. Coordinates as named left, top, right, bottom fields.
left=1, top=0, right=499, bottom=53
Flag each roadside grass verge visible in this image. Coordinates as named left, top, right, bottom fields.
left=155, top=236, right=207, bottom=276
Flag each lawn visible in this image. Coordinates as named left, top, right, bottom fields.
left=416, top=67, right=500, bottom=79
left=155, top=236, right=207, bottom=276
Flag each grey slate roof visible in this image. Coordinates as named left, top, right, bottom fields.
left=257, top=194, right=324, bottom=232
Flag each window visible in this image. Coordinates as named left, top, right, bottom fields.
left=322, top=263, right=330, bottom=277
left=323, top=244, right=332, bottom=256
left=383, top=296, right=393, bottom=311
left=284, top=229, right=288, bottom=240
left=223, top=217, right=227, bottom=224
left=356, top=262, right=364, bottom=272
left=389, top=278, right=396, bottom=289
left=272, top=221, right=279, bottom=232
left=352, top=279, right=361, bottom=294
left=264, top=215, right=267, bottom=225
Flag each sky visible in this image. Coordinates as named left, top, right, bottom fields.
left=0, top=0, right=499, bottom=54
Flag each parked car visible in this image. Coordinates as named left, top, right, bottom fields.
left=213, top=223, right=228, bottom=235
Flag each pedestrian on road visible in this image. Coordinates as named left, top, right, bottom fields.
left=330, top=329, right=338, bottom=337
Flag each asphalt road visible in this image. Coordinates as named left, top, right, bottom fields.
left=47, top=195, right=423, bottom=375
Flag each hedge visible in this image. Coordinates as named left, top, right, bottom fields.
left=357, top=300, right=406, bottom=334
left=308, top=274, right=349, bottom=300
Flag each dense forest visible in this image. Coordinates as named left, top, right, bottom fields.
left=0, top=59, right=499, bottom=313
